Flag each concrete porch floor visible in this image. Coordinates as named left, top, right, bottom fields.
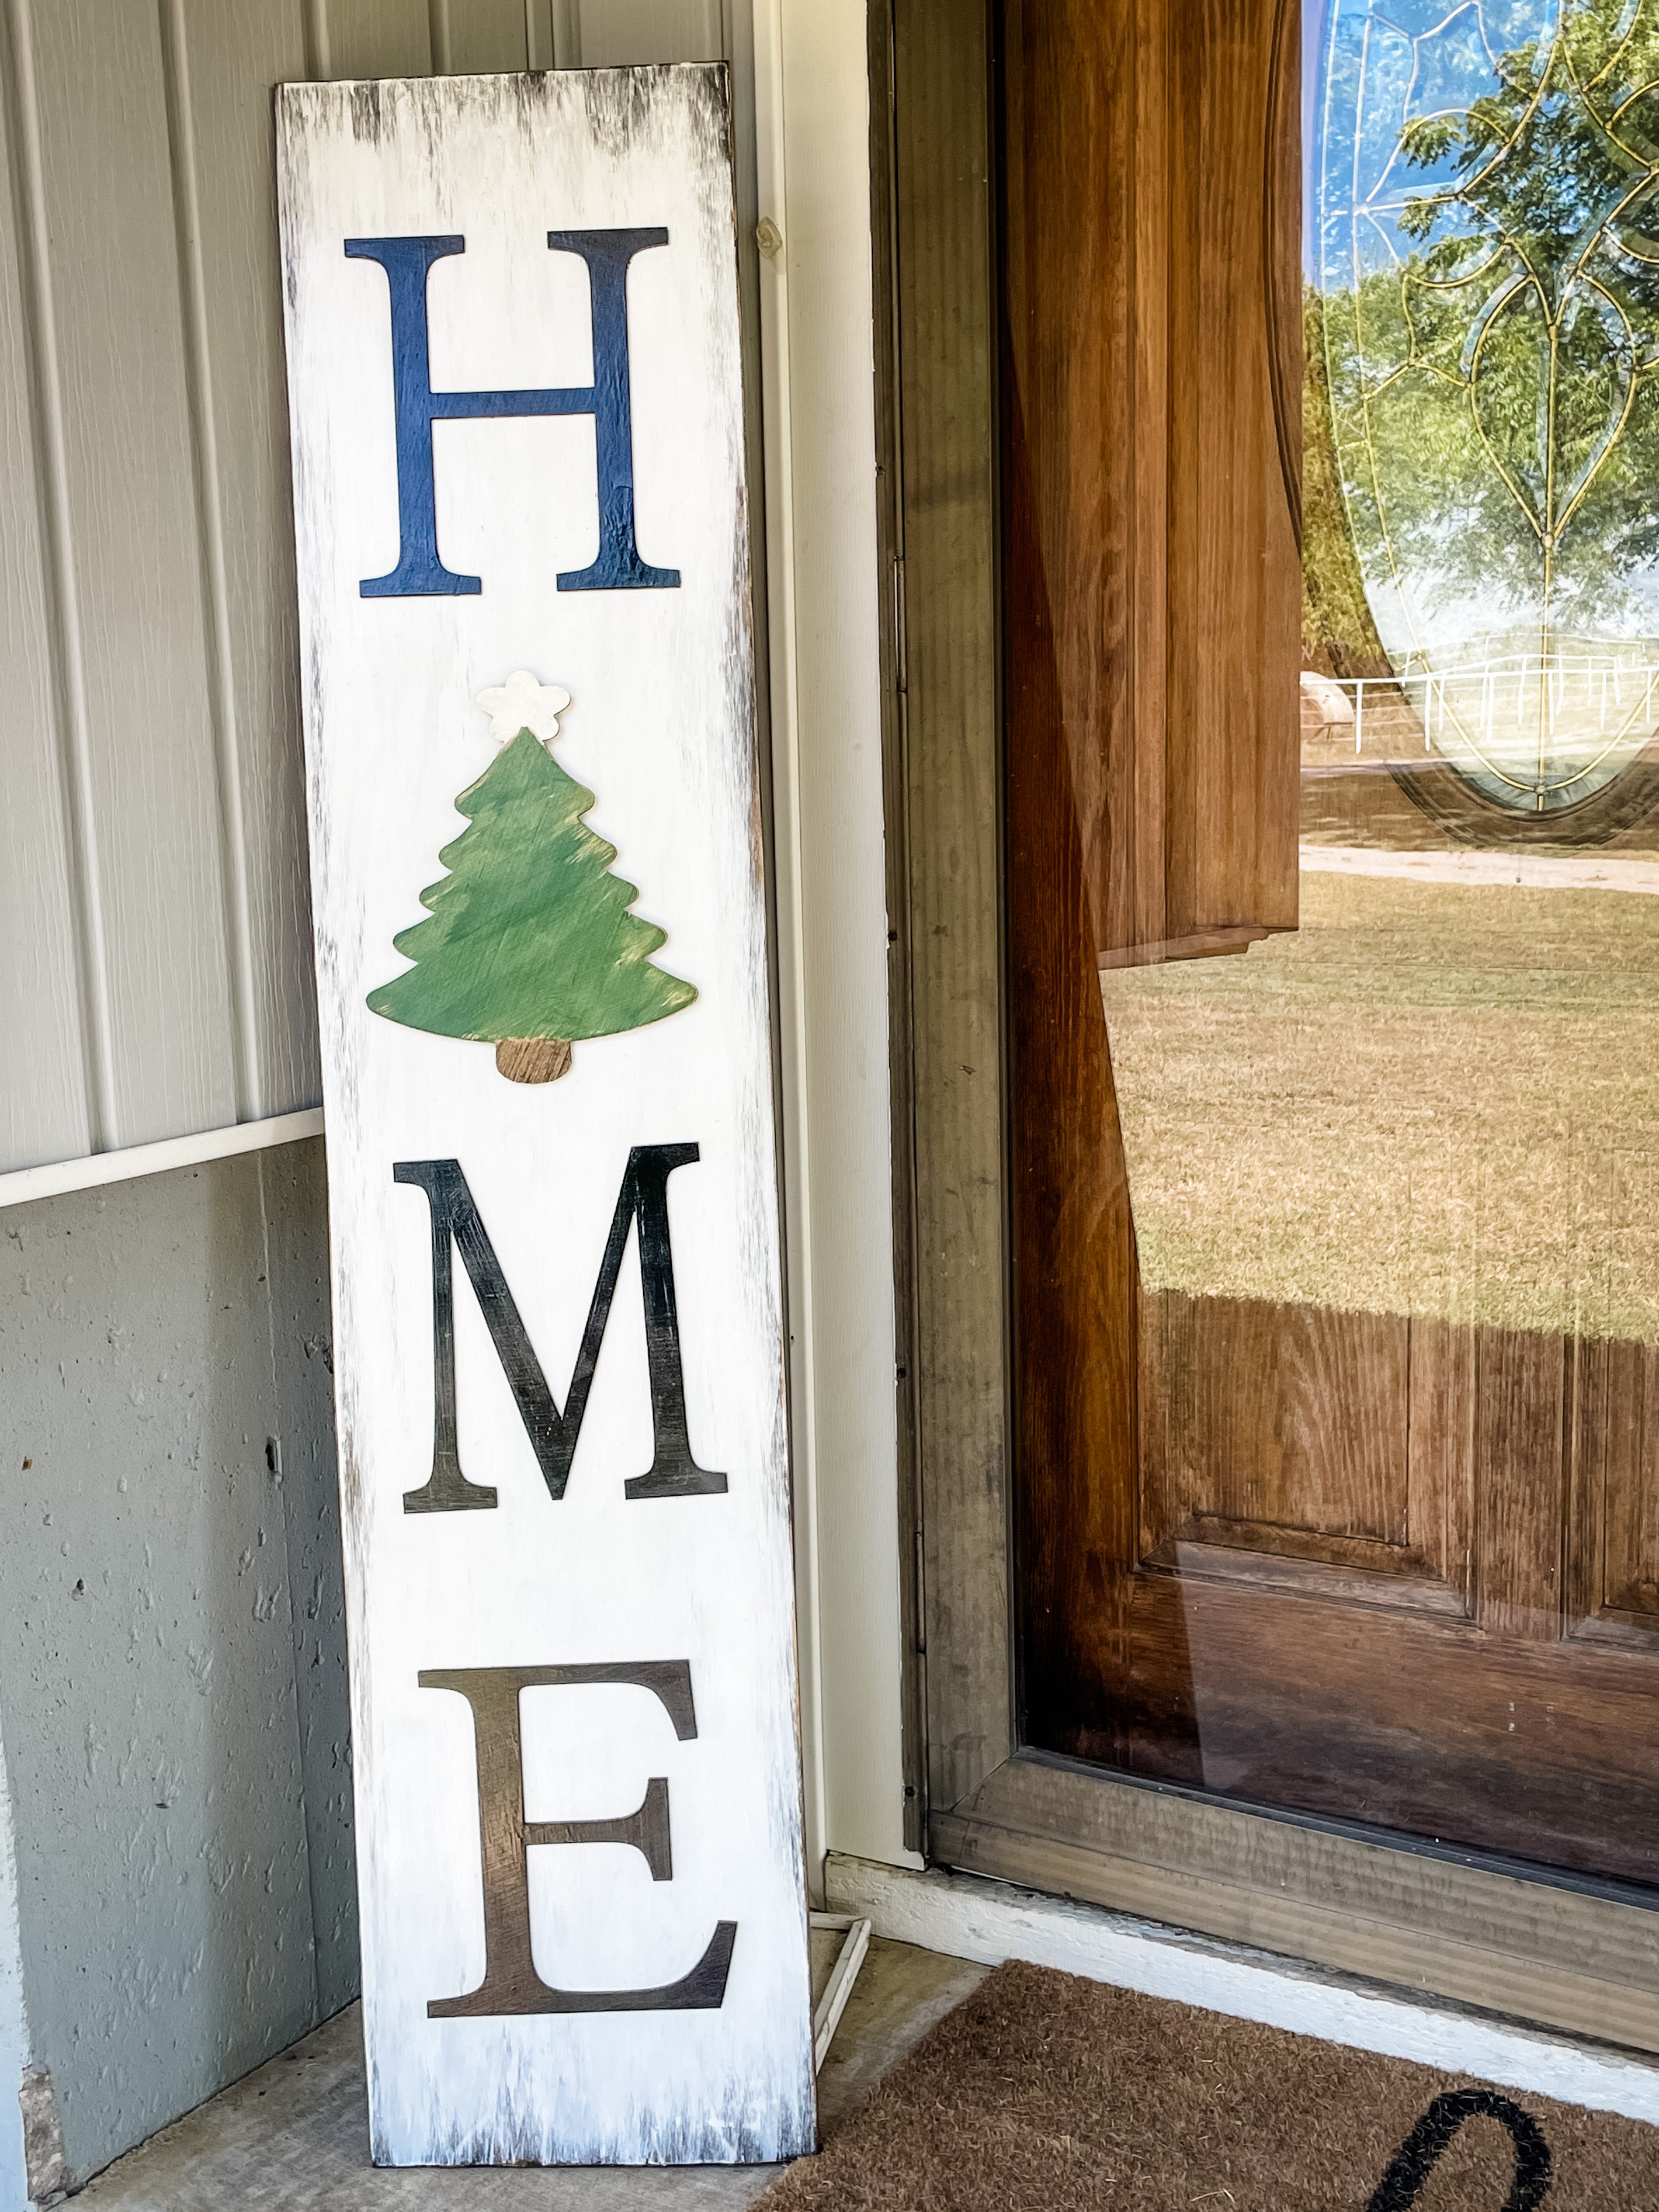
left=75, top=1936, right=988, bottom=2208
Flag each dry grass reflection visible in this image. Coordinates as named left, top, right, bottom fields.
left=1102, top=858, right=1659, bottom=1341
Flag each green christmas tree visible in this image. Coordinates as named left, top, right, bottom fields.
left=367, top=682, right=695, bottom=1084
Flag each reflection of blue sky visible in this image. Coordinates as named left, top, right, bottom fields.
left=1313, top=0, right=1557, bottom=287
left=1307, top=0, right=1659, bottom=803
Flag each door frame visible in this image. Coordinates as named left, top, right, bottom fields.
left=875, top=0, right=1659, bottom=2054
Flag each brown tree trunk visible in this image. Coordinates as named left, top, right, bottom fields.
left=495, top=1037, right=572, bottom=1084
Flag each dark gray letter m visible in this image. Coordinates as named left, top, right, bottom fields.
left=394, top=1143, right=725, bottom=1513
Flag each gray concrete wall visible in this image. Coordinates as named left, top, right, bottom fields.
left=0, top=1138, right=355, bottom=2193
left=0, top=1728, right=29, bottom=2212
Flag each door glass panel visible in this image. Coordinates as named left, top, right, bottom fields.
left=1311, top=0, right=1659, bottom=817
left=1008, top=0, right=1659, bottom=1890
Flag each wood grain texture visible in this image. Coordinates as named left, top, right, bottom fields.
left=866, top=0, right=928, bottom=1853
left=891, top=0, right=1014, bottom=1817
left=1568, top=1336, right=1659, bottom=1645
left=888, top=0, right=1659, bottom=2018
left=1050, top=1288, right=1659, bottom=1878
left=1162, top=0, right=1299, bottom=952
left=931, top=1752, right=1659, bottom=2053
left=999, top=0, right=1299, bottom=971
left=1002, top=0, right=1299, bottom=1782
left=1004, top=0, right=1659, bottom=1887
left=1154, top=1294, right=1411, bottom=1551
left=1078, top=1566, right=1659, bottom=1887
left=1473, top=1330, right=1568, bottom=1642
left=1601, top=1347, right=1659, bottom=1622
left=277, top=67, right=812, bottom=2164
left=1004, top=331, right=1141, bottom=1766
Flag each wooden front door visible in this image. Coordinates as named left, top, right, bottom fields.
left=1006, top=0, right=1659, bottom=1889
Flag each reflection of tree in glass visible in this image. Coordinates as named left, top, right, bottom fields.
left=1329, top=0, right=1659, bottom=643
left=1304, top=287, right=1391, bottom=678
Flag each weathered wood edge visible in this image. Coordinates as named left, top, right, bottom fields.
left=933, top=1752, right=1659, bottom=2054
left=867, top=0, right=929, bottom=1856
left=890, top=0, right=1015, bottom=1823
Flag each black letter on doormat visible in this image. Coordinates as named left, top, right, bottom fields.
left=1366, top=2089, right=1550, bottom=2212
left=419, top=1661, right=735, bottom=2017
left=394, top=1146, right=726, bottom=1513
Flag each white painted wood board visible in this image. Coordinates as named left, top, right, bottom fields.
left=276, top=66, right=813, bottom=2165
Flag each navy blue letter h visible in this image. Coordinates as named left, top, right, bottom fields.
left=344, top=230, right=680, bottom=597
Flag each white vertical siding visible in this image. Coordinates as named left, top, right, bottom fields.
left=0, top=0, right=734, bottom=1183
left=0, top=26, right=92, bottom=1179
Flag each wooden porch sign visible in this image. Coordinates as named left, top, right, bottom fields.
left=275, top=70, right=814, bottom=2166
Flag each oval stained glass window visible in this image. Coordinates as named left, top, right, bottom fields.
left=1313, top=0, right=1659, bottom=813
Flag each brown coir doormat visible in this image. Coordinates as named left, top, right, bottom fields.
left=760, top=1960, right=1658, bottom=2211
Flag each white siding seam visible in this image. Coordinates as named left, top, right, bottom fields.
left=524, top=1, right=553, bottom=71
left=0, top=1107, right=324, bottom=1214
left=1, top=0, right=118, bottom=1153
left=302, top=0, right=331, bottom=81
left=551, top=1, right=582, bottom=69
left=157, top=0, right=265, bottom=1124
left=427, top=0, right=452, bottom=75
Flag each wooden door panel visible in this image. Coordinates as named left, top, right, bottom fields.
left=1148, top=1293, right=1412, bottom=1548
left=1004, top=0, right=1659, bottom=1889
left=1163, top=0, right=1299, bottom=958
left=1407, top=1315, right=1476, bottom=1604
left=1139, top=1295, right=1470, bottom=1610
left=1078, top=1198, right=1659, bottom=1879
left=1571, top=1337, right=1659, bottom=1645
left=1473, top=1330, right=1568, bottom=1641
left=1604, top=1350, right=1659, bottom=1622
left=1005, top=0, right=1297, bottom=1778
left=1103, top=1573, right=1659, bottom=1887
left=1001, top=0, right=1298, bottom=975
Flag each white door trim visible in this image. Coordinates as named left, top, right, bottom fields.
left=827, top=1850, right=1659, bottom=2124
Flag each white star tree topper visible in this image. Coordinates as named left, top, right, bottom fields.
left=476, top=670, right=571, bottom=748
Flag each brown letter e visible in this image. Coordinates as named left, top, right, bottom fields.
left=419, top=1661, right=736, bottom=2017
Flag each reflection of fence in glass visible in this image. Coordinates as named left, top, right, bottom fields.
left=1311, top=0, right=1659, bottom=815
left=1323, top=649, right=1659, bottom=802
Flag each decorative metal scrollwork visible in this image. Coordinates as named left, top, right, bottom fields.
left=1315, top=0, right=1659, bottom=815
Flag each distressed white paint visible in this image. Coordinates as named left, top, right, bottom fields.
left=830, top=1854, right=1659, bottom=2127
left=277, top=68, right=813, bottom=2165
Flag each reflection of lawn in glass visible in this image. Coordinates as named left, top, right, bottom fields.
left=1102, top=865, right=1659, bottom=1341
